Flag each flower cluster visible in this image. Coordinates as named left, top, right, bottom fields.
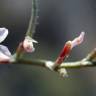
left=0, top=27, right=84, bottom=67
left=0, top=28, right=37, bottom=62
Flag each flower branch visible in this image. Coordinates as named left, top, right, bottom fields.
left=11, top=48, right=96, bottom=77
left=0, top=0, right=95, bottom=79
left=0, top=27, right=95, bottom=78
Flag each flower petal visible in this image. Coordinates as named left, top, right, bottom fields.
left=0, top=45, right=11, bottom=57
left=0, top=51, right=10, bottom=61
left=71, top=32, right=85, bottom=48
left=0, top=28, right=8, bottom=43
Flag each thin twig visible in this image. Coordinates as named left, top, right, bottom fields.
left=11, top=59, right=96, bottom=68
left=1, top=48, right=96, bottom=78
left=15, top=0, right=39, bottom=59
left=26, top=0, right=38, bottom=37
left=84, top=48, right=96, bottom=61
left=11, top=48, right=96, bottom=69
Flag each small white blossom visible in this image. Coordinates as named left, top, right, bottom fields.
left=23, top=36, right=38, bottom=53
left=0, top=28, right=11, bottom=62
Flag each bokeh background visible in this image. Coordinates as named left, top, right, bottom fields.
left=0, top=0, right=96, bottom=96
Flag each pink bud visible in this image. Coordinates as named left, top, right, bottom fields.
left=23, top=36, right=38, bottom=53
left=55, top=32, right=85, bottom=66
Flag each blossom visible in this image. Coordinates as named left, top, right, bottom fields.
left=0, top=28, right=11, bottom=62
left=23, top=36, right=38, bottom=53
left=55, top=32, right=85, bottom=65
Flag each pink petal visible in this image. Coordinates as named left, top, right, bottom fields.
left=71, top=32, right=85, bottom=48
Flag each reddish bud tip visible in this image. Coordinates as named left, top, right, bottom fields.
left=55, top=41, right=72, bottom=65
left=54, top=32, right=85, bottom=68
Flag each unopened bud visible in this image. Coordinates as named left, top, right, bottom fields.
left=23, top=36, right=38, bottom=53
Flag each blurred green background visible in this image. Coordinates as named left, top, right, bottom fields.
left=0, top=0, right=96, bottom=96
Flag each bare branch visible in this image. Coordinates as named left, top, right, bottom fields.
left=11, top=48, right=96, bottom=69
left=83, top=48, right=96, bottom=61
left=12, top=58, right=95, bottom=69
left=1, top=48, right=96, bottom=78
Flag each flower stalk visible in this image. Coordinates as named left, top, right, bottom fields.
left=15, top=0, right=38, bottom=60
left=26, top=0, right=38, bottom=37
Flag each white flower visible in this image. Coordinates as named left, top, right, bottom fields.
left=23, top=36, right=38, bottom=53
left=0, top=28, right=11, bottom=62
